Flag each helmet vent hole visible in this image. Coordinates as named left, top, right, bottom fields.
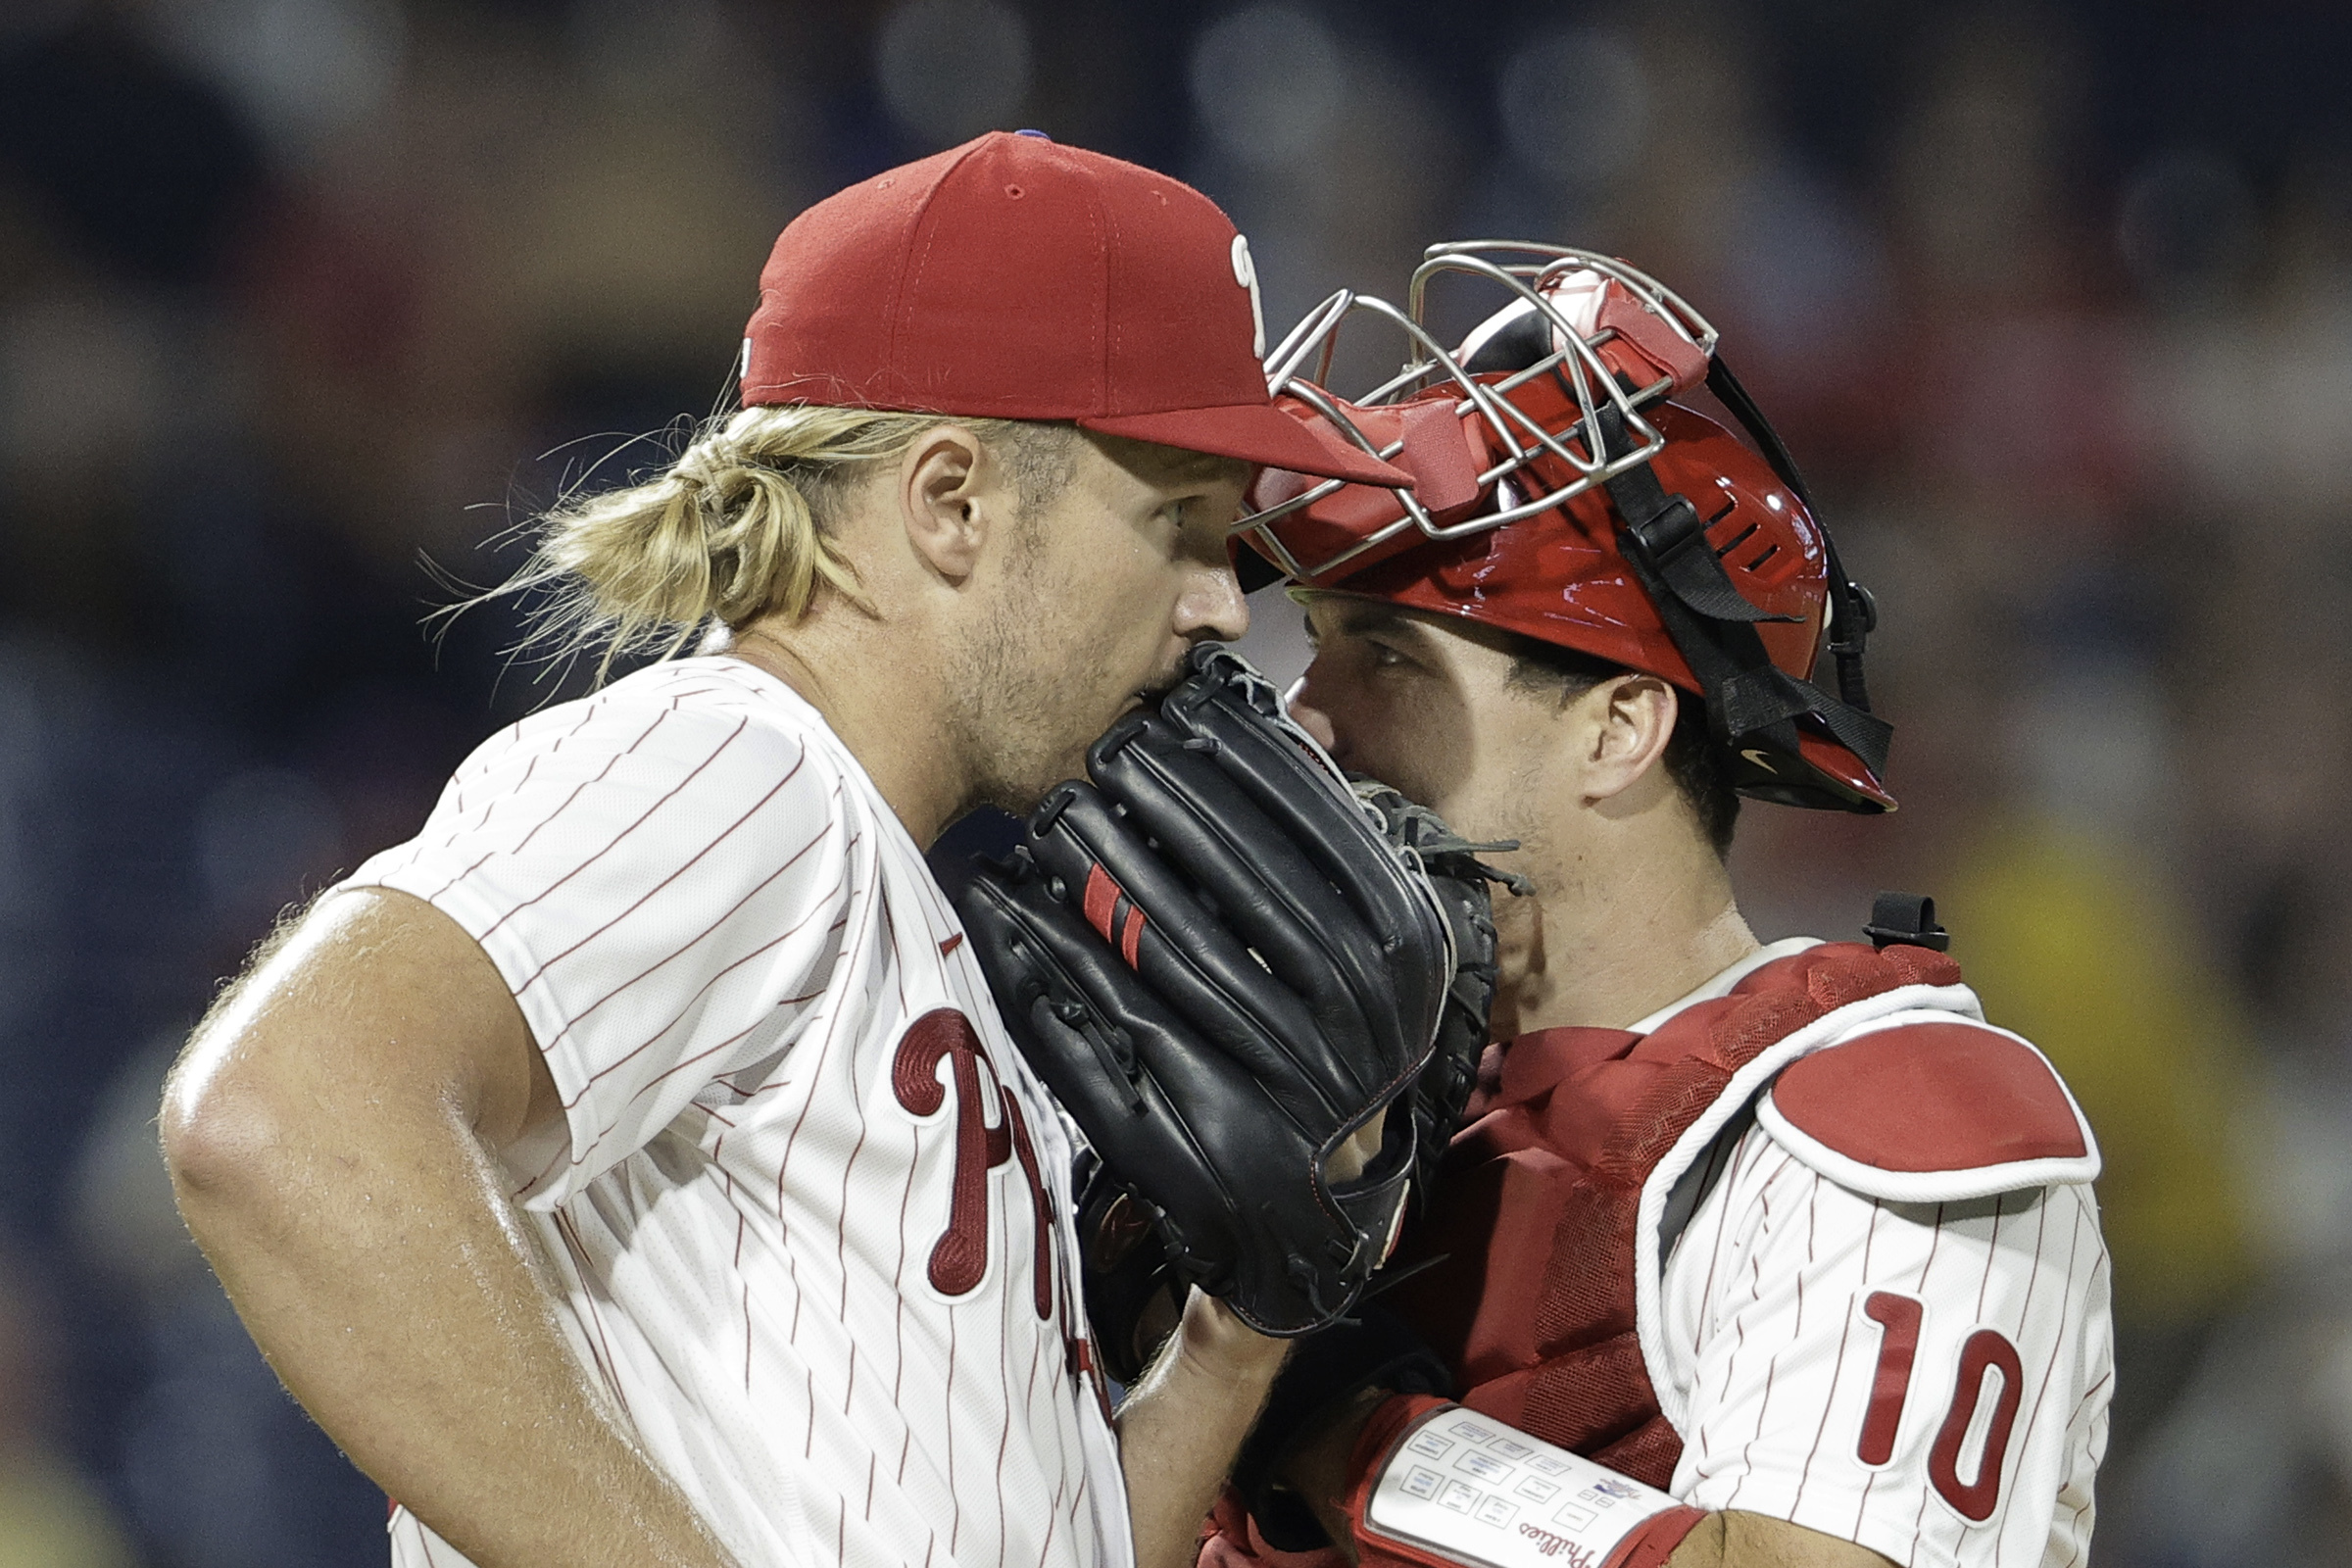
left=1713, top=519, right=1761, bottom=559
left=1744, top=542, right=1782, bottom=571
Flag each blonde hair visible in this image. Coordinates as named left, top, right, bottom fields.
left=490, top=403, right=1076, bottom=681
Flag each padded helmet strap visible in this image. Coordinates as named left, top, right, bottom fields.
left=1597, top=422, right=1800, bottom=628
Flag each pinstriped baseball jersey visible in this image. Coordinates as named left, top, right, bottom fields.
left=1643, top=945, right=2113, bottom=1567
left=1657, top=1121, right=2109, bottom=1564
left=339, top=656, right=1129, bottom=1568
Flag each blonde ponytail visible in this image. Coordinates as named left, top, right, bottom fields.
left=486, top=404, right=1072, bottom=683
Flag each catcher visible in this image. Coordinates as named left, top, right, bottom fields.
left=978, top=248, right=2112, bottom=1568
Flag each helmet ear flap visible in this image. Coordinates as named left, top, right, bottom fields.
left=1591, top=396, right=1894, bottom=813
left=1699, top=354, right=1883, bottom=728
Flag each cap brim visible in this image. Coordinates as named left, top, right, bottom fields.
left=1079, top=402, right=1412, bottom=487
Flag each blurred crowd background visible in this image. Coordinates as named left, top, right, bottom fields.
left=1, top=0, right=2347, bottom=1562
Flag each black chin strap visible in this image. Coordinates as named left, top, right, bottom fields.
left=1588, top=359, right=1892, bottom=805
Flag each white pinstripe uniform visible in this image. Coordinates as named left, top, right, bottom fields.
left=339, top=656, right=1129, bottom=1568
left=1359, top=942, right=2113, bottom=1568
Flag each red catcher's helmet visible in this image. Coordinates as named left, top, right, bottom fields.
left=1233, top=243, right=1894, bottom=813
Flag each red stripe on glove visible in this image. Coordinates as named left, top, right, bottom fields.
left=1083, top=864, right=1121, bottom=943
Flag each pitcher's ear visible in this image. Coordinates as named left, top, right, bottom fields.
left=898, top=424, right=995, bottom=580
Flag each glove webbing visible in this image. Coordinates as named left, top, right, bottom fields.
left=1366, top=786, right=1534, bottom=899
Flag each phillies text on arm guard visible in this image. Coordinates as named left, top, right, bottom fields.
left=1361, top=1405, right=1702, bottom=1568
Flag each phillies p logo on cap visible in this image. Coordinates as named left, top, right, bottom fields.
left=1230, top=234, right=1265, bottom=359
left=740, top=132, right=1406, bottom=488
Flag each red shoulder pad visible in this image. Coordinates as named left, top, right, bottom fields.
left=1756, top=1021, right=2099, bottom=1201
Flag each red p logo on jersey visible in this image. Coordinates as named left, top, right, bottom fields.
left=892, top=1008, right=1054, bottom=1318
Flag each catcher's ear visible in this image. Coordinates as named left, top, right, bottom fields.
left=896, top=424, right=998, bottom=581
left=1578, top=673, right=1678, bottom=805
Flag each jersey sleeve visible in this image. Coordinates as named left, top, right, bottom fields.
left=1660, top=1128, right=2113, bottom=1567
left=342, top=682, right=857, bottom=1206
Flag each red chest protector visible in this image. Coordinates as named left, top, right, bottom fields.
left=1383, top=940, right=1964, bottom=1487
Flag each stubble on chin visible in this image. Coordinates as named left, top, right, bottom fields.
left=974, top=669, right=1181, bottom=815
left=966, top=733, right=1089, bottom=818
left=951, top=552, right=1191, bottom=816
left=949, top=632, right=1103, bottom=818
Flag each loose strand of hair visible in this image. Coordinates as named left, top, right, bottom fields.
left=442, top=403, right=1064, bottom=692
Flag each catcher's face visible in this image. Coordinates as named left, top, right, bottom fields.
left=958, top=434, right=1252, bottom=809
left=1286, top=595, right=1568, bottom=856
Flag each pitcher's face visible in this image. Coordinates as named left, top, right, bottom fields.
left=959, top=435, right=1251, bottom=810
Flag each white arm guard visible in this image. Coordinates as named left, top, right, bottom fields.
left=1364, top=1405, right=1690, bottom=1568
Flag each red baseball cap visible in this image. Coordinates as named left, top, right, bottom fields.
left=740, top=132, right=1409, bottom=487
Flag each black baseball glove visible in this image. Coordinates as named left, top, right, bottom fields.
left=957, top=645, right=1502, bottom=1340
